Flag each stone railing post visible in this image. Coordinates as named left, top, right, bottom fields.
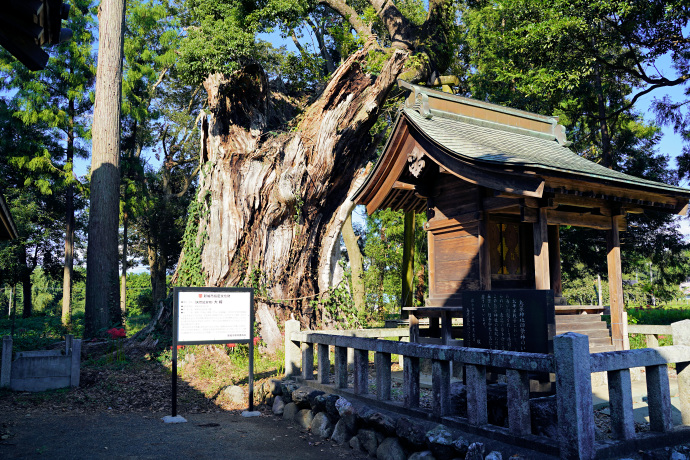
left=1, top=335, right=12, bottom=388
left=672, top=319, right=690, bottom=425
left=554, top=332, right=595, bottom=460
left=70, top=338, right=82, bottom=387
left=284, top=319, right=301, bottom=377
left=622, top=311, right=630, bottom=350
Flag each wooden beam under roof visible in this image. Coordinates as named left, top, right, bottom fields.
left=520, top=207, right=627, bottom=231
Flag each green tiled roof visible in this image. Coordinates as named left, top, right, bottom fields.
left=404, top=107, right=690, bottom=195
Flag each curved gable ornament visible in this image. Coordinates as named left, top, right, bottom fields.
left=408, top=146, right=426, bottom=178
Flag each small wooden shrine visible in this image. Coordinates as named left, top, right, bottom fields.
left=354, top=81, right=690, bottom=351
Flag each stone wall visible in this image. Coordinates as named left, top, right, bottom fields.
left=265, top=377, right=508, bottom=460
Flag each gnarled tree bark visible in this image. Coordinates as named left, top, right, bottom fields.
left=175, top=0, right=456, bottom=328
left=177, top=40, right=408, bottom=326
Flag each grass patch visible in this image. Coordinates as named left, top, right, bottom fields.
left=156, top=343, right=285, bottom=409
left=0, top=315, right=73, bottom=353
left=627, top=306, right=690, bottom=325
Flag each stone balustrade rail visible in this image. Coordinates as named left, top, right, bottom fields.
left=285, top=320, right=690, bottom=460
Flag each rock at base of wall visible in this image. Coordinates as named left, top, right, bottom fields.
left=376, top=437, right=406, bottom=460
left=396, top=416, right=427, bottom=451
left=453, top=436, right=470, bottom=457
left=222, top=385, right=245, bottom=405
left=283, top=402, right=298, bottom=421
left=281, top=381, right=299, bottom=402
left=292, top=387, right=323, bottom=409
left=356, top=428, right=383, bottom=456
left=425, top=424, right=455, bottom=459
left=295, top=409, right=314, bottom=430
left=408, top=451, right=436, bottom=460
left=465, top=442, right=485, bottom=460
left=268, top=378, right=282, bottom=396
left=485, top=451, right=502, bottom=460
left=364, top=411, right=396, bottom=436
left=312, top=393, right=340, bottom=419
left=272, top=396, right=285, bottom=415
left=349, top=434, right=363, bottom=451
left=311, top=412, right=334, bottom=439
left=331, top=418, right=355, bottom=445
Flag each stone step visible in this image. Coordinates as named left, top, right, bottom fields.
left=590, top=344, right=616, bottom=353
left=556, top=328, right=611, bottom=339
left=589, top=336, right=614, bottom=346
left=555, top=314, right=604, bottom=324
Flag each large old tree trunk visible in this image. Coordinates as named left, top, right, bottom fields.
left=181, top=40, right=408, bottom=327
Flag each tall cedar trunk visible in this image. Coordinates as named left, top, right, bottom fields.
left=85, top=0, right=126, bottom=335
left=341, top=212, right=365, bottom=312
left=148, top=243, right=166, bottom=306
left=61, top=95, right=75, bottom=325
left=184, top=40, right=408, bottom=327
left=19, top=246, right=32, bottom=318
left=120, top=209, right=128, bottom=317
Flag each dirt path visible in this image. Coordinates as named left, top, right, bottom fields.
left=0, top=409, right=371, bottom=459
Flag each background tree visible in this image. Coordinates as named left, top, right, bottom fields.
left=85, top=0, right=127, bottom=335
left=0, top=100, right=67, bottom=318
left=0, top=2, right=94, bottom=322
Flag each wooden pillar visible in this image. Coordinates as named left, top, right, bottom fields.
left=607, top=214, right=625, bottom=351
left=548, top=225, right=562, bottom=300
left=478, top=215, right=491, bottom=290
left=533, top=208, right=550, bottom=290
left=478, top=189, right=491, bottom=290
left=401, top=211, right=415, bottom=318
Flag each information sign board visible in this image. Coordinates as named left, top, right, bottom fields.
left=462, top=290, right=555, bottom=354
left=170, top=287, right=255, bottom=417
left=175, top=288, right=253, bottom=344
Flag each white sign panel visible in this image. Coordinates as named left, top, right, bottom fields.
left=176, top=290, right=252, bottom=343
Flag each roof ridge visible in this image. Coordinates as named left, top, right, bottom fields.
left=399, top=80, right=570, bottom=146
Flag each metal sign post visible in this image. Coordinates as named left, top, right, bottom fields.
left=164, top=287, right=255, bottom=423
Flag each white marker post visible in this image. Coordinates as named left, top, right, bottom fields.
left=164, top=287, right=256, bottom=424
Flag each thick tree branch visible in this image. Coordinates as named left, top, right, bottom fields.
left=318, top=0, right=372, bottom=39
left=369, top=0, right=416, bottom=50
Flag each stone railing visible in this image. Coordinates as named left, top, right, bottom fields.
left=285, top=320, right=690, bottom=460
left=627, top=324, right=673, bottom=348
